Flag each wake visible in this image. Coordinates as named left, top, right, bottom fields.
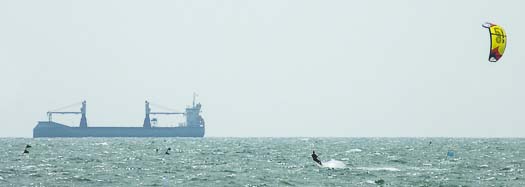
left=320, top=159, right=346, bottom=169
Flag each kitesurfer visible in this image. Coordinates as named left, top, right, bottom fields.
left=312, top=150, right=322, bottom=165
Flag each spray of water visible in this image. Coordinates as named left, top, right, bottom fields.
left=321, top=159, right=346, bottom=169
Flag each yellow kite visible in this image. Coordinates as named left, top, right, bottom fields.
left=482, top=22, right=507, bottom=62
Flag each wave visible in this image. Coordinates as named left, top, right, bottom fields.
left=346, top=149, right=362, bottom=153
left=356, top=167, right=400, bottom=172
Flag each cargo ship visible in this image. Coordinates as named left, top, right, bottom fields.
left=33, top=95, right=205, bottom=138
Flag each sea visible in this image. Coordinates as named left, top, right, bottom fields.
left=0, top=138, right=523, bottom=186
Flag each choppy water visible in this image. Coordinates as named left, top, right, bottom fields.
left=1, top=138, right=524, bottom=186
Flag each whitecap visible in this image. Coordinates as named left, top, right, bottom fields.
left=346, top=149, right=362, bottom=153
left=356, top=167, right=400, bottom=172
left=376, top=167, right=400, bottom=172
left=409, top=166, right=448, bottom=171
left=162, top=177, right=169, bottom=187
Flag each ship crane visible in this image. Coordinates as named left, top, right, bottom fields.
left=47, top=101, right=88, bottom=128
left=143, top=101, right=184, bottom=128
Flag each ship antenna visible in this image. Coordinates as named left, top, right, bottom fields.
left=193, top=92, right=197, bottom=107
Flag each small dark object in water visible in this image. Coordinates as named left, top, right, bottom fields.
left=26, top=144, right=32, bottom=148
left=155, top=148, right=159, bottom=153
left=165, top=148, right=172, bottom=155
left=375, top=179, right=385, bottom=185
left=429, top=141, right=432, bottom=145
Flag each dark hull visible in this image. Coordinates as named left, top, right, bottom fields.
left=33, top=121, right=205, bottom=138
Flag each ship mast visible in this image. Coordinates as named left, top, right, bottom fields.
left=143, top=101, right=151, bottom=128
left=192, top=92, right=198, bottom=107
left=79, top=101, right=87, bottom=128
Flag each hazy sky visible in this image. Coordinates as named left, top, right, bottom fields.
left=1, top=0, right=524, bottom=137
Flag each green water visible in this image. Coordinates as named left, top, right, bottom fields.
left=1, top=138, right=524, bottom=186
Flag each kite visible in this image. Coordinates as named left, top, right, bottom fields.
left=482, top=22, right=507, bottom=62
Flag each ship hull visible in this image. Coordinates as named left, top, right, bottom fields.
left=33, top=121, right=204, bottom=138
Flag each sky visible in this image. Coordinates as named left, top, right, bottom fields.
left=1, top=0, right=524, bottom=137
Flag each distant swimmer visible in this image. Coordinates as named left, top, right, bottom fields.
left=165, top=148, right=171, bottom=155
left=312, top=150, right=322, bottom=166
left=156, top=148, right=159, bottom=153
